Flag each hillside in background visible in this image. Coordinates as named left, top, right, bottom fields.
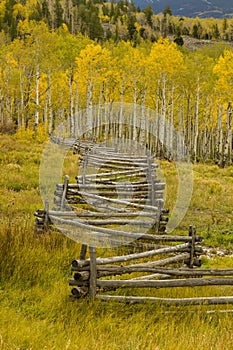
left=134, top=0, right=233, bottom=18
left=1, top=0, right=233, bottom=43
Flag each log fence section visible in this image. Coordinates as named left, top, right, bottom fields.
left=69, top=226, right=205, bottom=300
left=35, top=139, right=233, bottom=305
left=35, top=141, right=169, bottom=240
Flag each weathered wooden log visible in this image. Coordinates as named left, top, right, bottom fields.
left=81, top=154, right=153, bottom=166
left=82, top=160, right=144, bottom=170
left=52, top=217, right=202, bottom=243
left=82, top=177, right=148, bottom=184
left=85, top=179, right=159, bottom=186
left=97, top=277, right=233, bottom=289
left=72, top=254, right=190, bottom=273
left=71, top=243, right=191, bottom=268
left=67, top=189, right=151, bottom=196
left=75, top=167, right=148, bottom=180
left=82, top=150, right=154, bottom=161
left=132, top=273, right=174, bottom=280
left=65, top=196, right=153, bottom=204
left=76, top=192, right=159, bottom=211
left=47, top=210, right=157, bottom=218
left=73, top=269, right=173, bottom=282
left=73, top=271, right=90, bottom=281
left=69, top=279, right=89, bottom=287
left=84, top=157, right=156, bottom=167
left=95, top=295, right=233, bottom=306
left=66, top=195, right=152, bottom=202
left=74, top=185, right=152, bottom=192
left=71, top=287, right=88, bottom=298
left=97, top=154, right=154, bottom=161
left=74, top=219, right=155, bottom=227
left=57, top=193, right=159, bottom=206
left=56, top=182, right=161, bottom=190
left=128, top=267, right=233, bottom=277
left=54, top=197, right=86, bottom=205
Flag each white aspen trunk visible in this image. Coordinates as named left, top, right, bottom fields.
left=43, top=94, right=48, bottom=126
left=104, top=100, right=108, bottom=142
left=133, top=80, right=137, bottom=142
left=193, top=78, right=200, bottom=163
left=35, top=68, right=40, bottom=130
left=202, top=98, right=208, bottom=163
left=169, top=83, right=174, bottom=159
left=228, top=103, right=232, bottom=166
left=177, top=94, right=185, bottom=159
left=160, top=74, right=166, bottom=157
left=47, top=71, right=53, bottom=134
left=97, top=84, right=103, bottom=140
left=86, top=76, right=93, bottom=139
left=119, top=80, right=124, bottom=139
left=5, top=95, right=11, bottom=125
left=0, top=93, right=4, bottom=126
left=217, top=103, right=223, bottom=167
left=154, top=80, right=160, bottom=154
left=68, top=67, right=74, bottom=137
left=19, top=69, right=25, bottom=128
left=223, top=102, right=232, bottom=167
left=74, top=81, right=79, bottom=135
left=185, top=93, right=192, bottom=152
left=140, top=89, right=147, bottom=147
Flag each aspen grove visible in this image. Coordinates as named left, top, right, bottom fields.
left=0, top=20, right=232, bottom=166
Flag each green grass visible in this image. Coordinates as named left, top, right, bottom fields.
left=1, top=134, right=233, bottom=349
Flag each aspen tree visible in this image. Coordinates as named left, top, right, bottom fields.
left=75, top=43, right=112, bottom=139
left=214, top=49, right=233, bottom=166
left=146, top=38, right=184, bottom=157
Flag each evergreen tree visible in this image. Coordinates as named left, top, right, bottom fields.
left=163, top=5, right=172, bottom=17
left=54, top=0, right=64, bottom=28
left=41, top=1, right=52, bottom=26
left=127, top=13, right=136, bottom=41
left=143, top=5, right=153, bottom=28
left=212, top=23, right=220, bottom=39
left=4, top=0, right=17, bottom=39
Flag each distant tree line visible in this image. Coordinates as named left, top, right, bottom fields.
left=1, top=0, right=233, bottom=44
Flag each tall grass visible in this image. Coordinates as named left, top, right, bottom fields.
left=1, top=134, right=233, bottom=349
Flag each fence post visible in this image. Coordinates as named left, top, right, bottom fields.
left=44, top=200, right=49, bottom=230
left=189, top=225, right=196, bottom=268
left=89, top=245, right=97, bottom=299
left=80, top=244, right=87, bottom=260
left=60, top=175, right=69, bottom=210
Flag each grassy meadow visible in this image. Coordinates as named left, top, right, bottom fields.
left=0, top=134, right=233, bottom=350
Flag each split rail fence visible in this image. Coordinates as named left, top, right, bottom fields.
left=34, top=139, right=233, bottom=306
